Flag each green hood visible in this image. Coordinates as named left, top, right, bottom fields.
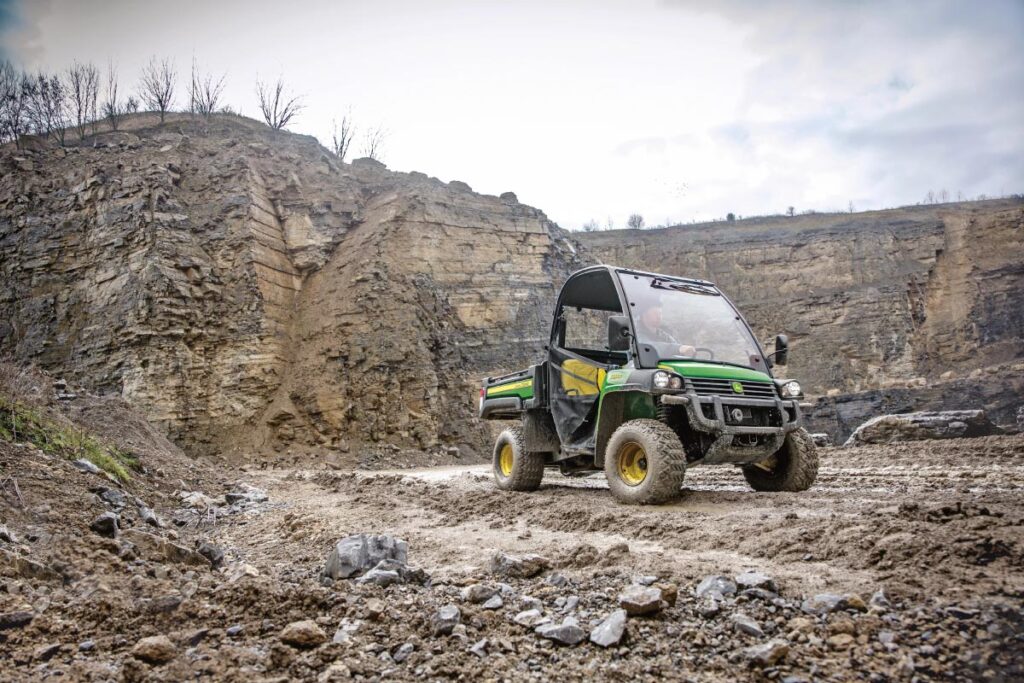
left=658, top=361, right=773, bottom=383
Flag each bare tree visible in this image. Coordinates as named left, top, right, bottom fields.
left=786, top=206, right=795, bottom=216
left=256, top=77, right=302, bottom=130
left=605, top=217, right=615, bottom=231
left=582, top=219, right=599, bottom=232
left=726, top=212, right=736, bottom=222
left=102, top=61, right=124, bottom=131
left=139, top=57, right=176, bottom=123
left=626, top=213, right=645, bottom=230
left=939, top=188, right=949, bottom=203
left=0, top=61, right=33, bottom=147
left=124, top=96, right=139, bottom=114
left=188, top=58, right=226, bottom=120
left=925, top=190, right=935, bottom=204
left=360, top=125, right=387, bottom=161
left=330, top=114, right=355, bottom=161
left=848, top=200, right=855, bottom=213
left=65, top=61, right=100, bottom=140
left=27, top=72, right=70, bottom=146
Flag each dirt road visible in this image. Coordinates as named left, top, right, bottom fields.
left=2, top=436, right=1022, bottom=681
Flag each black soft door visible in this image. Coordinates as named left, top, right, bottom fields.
left=548, top=346, right=607, bottom=449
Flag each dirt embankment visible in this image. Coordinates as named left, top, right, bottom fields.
left=2, top=420, right=1022, bottom=681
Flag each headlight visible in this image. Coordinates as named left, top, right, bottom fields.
left=653, top=371, right=670, bottom=389
left=780, top=381, right=802, bottom=398
left=669, top=376, right=683, bottom=390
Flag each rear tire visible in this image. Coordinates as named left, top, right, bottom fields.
left=493, top=426, right=545, bottom=492
left=604, top=419, right=687, bottom=505
left=743, top=427, right=819, bottom=492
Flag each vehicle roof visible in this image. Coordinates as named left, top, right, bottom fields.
left=565, top=264, right=716, bottom=288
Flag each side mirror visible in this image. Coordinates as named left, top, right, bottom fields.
left=607, top=315, right=631, bottom=351
left=774, top=334, right=789, bottom=366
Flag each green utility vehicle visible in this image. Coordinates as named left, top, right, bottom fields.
left=478, top=265, right=818, bottom=504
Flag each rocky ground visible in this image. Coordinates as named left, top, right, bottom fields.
left=2, top=429, right=1022, bottom=681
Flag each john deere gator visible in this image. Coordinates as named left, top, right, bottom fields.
left=478, top=265, right=818, bottom=504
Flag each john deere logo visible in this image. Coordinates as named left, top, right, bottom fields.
left=731, top=381, right=744, bottom=394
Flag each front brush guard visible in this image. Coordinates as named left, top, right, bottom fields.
left=660, top=392, right=802, bottom=464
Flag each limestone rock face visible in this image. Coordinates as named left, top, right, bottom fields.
left=0, top=115, right=584, bottom=459
left=579, top=202, right=1024, bottom=441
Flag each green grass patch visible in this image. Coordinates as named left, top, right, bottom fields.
left=0, top=397, right=139, bottom=482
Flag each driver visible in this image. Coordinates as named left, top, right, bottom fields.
left=635, top=299, right=697, bottom=357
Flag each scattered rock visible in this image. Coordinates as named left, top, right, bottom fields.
left=653, top=581, right=678, bottom=606
left=469, top=638, right=488, bottom=658
left=619, top=585, right=663, bottom=616
left=432, top=605, right=461, bottom=636
left=319, top=663, right=352, bottom=681
left=224, top=484, right=268, bottom=505
left=280, top=620, right=327, bottom=648
left=482, top=594, right=504, bottom=610
left=590, top=609, right=627, bottom=647
left=90, top=511, right=119, bottom=538
left=356, top=561, right=403, bottom=587
left=514, top=609, right=546, bottom=627
left=462, top=583, right=499, bottom=603
left=98, top=488, right=127, bottom=508
left=827, top=633, right=855, bottom=649
left=546, top=572, right=569, bottom=587
left=489, top=551, right=551, bottom=578
left=72, top=459, right=102, bottom=475
left=744, top=640, right=789, bottom=667
left=197, top=542, right=225, bottom=568
left=0, top=611, right=34, bottom=630
left=33, top=643, right=60, bottom=662
left=695, top=575, right=737, bottom=599
left=332, top=619, right=361, bottom=644
left=732, top=612, right=764, bottom=637
left=324, top=533, right=408, bottom=579
left=393, top=642, right=415, bottom=663
left=226, top=625, right=244, bottom=637
left=136, top=504, right=162, bottom=528
left=810, top=432, right=833, bottom=447
left=78, top=640, right=96, bottom=652
left=741, top=587, right=780, bottom=602
left=131, top=635, right=177, bottom=664
left=0, top=524, right=15, bottom=543
left=735, top=571, right=775, bottom=592
left=801, top=592, right=866, bottom=615
left=844, top=410, right=1002, bottom=446
left=536, top=618, right=586, bottom=645
left=698, top=596, right=721, bottom=618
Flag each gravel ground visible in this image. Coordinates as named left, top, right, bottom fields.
left=1, top=435, right=1022, bottom=681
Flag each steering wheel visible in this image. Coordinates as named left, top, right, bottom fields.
left=693, top=347, right=715, bottom=360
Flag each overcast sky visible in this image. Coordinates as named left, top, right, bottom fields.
left=2, top=0, right=1022, bottom=229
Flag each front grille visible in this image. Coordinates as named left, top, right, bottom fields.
left=687, top=378, right=776, bottom=398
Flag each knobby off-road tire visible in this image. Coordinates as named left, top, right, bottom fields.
left=604, top=419, right=687, bottom=505
left=743, top=427, right=819, bottom=492
left=493, top=426, right=545, bottom=492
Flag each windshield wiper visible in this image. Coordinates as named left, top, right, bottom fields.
left=650, top=278, right=719, bottom=296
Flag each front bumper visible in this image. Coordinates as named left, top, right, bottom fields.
left=660, top=392, right=802, bottom=464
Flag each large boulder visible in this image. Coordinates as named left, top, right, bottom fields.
left=324, top=534, right=408, bottom=580
left=844, top=410, right=1002, bottom=446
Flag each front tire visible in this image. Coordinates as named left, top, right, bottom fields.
left=743, top=427, right=819, bottom=492
left=493, top=426, right=545, bottom=492
left=604, top=419, right=687, bottom=505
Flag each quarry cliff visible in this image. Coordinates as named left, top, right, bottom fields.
left=1, top=114, right=1021, bottom=456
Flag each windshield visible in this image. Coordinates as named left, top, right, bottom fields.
left=617, top=272, right=767, bottom=370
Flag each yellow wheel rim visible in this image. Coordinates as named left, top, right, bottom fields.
left=499, top=444, right=514, bottom=476
left=617, top=442, right=648, bottom=486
